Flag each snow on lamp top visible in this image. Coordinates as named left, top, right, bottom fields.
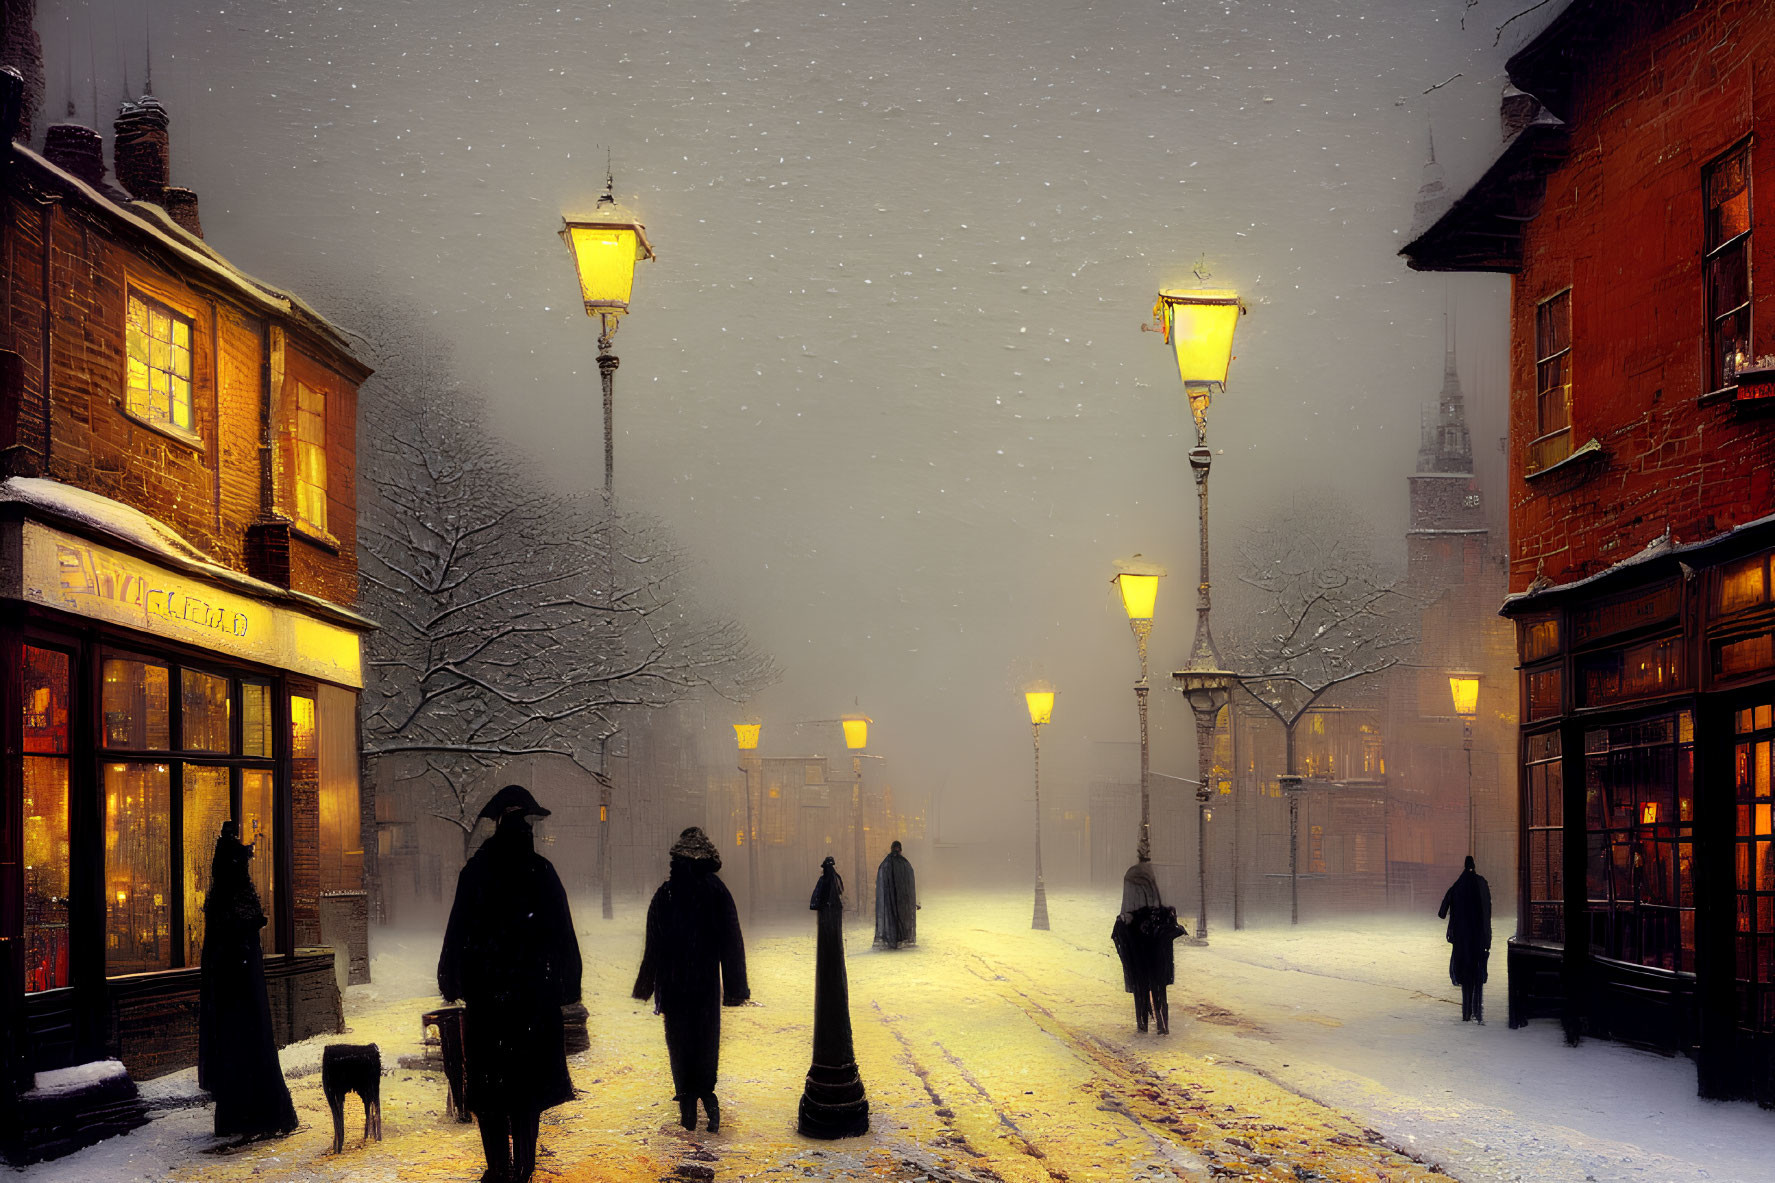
left=841, top=715, right=870, bottom=750
left=561, top=184, right=656, bottom=317
left=1155, top=288, right=1244, bottom=389
left=1024, top=687, right=1055, bottom=727
left=1448, top=673, right=1480, bottom=719
left=733, top=722, right=762, bottom=751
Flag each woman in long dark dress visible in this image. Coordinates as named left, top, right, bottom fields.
left=198, top=820, right=297, bottom=1140
left=438, top=785, right=582, bottom=1183
left=633, top=827, right=749, bottom=1133
left=1110, top=845, right=1185, bottom=1035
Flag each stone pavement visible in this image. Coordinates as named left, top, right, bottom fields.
left=37, top=890, right=1451, bottom=1183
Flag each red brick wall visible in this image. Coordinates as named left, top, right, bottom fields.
left=0, top=184, right=363, bottom=606
left=1508, top=1, right=1775, bottom=593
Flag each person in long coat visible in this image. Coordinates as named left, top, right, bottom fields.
left=798, top=856, right=868, bottom=1138
left=873, top=840, right=919, bottom=950
left=1110, top=844, right=1185, bottom=1035
left=1438, top=855, right=1493, bottom=1023
left=633, top=827, right=749, bottom=1133
left=198, top=820, right=297, bottom=1141
left=439, top=785, right=582, bottom=1183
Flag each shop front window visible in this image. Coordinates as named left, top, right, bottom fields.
left=242, top=769, right=277, bottom=952
left=181, top=669, right=232, bottom=753
left=1735, top=703, right=1775, bottom=1031
left=104, top=762, right=172, bottom=975
left=23, top=645, right=72, bottom=992
left=1585, top=712, right=1695, bottom=973
left=103, top=657, right=170, bottom=749
left=182, top=765, right=232, bottom=967
left=1523, top=729, right=1564, bottom=944
left=317, top=685, right=364, bottom=894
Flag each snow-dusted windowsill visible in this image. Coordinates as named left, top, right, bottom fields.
left=1524, top=436, right=1603, bottom=481
left=117, top=403, right=204, bottom=453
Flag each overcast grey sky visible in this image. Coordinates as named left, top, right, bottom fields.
left=38, top=0, right=1544, bottom=842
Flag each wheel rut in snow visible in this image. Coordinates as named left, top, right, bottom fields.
left=872, top=999, right=1007, bottom=1182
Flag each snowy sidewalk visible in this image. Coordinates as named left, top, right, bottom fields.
left=1171, top=915, right=1772, bottom=1183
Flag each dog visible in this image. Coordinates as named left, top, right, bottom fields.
left=321, top=1043, right=382, bottom=1154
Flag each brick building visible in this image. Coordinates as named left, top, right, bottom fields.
left=1403, top=0, right=1775, bottom=1100
left=0, top=73, right=371, bottom=1140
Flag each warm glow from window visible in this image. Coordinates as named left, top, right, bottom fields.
left=295, top=380, right=328, bottom=535
left=1641, top=801, right=1660, bottom=825
left=1449, top=674, right=1481, bottom=719
left=1025, top=690, right=1055, bottom=726
left=734, top=722, right=762, bottom=751
left=842, top=715, right=870, bottom=749
left=1157, top=289, right=1244, bottom=388
left=125, top=291, right=193, bottom=434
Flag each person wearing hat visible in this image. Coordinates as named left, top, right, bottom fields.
left=633, top=826, right=749, bottom=1133
left=439, top=785, right=582, bottom=1183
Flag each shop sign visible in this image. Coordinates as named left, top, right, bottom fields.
left=13, top=522, right=362, bottom=687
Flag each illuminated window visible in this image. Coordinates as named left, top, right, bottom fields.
left=1705, top=142, right=1751, bottom=393
left=125, top=290, right=194, bottom=434
left=105, top=762, right=173, bottom=975
left=295, top=380, right=328, bottom=535
left=1735, top=704, right=1775, bottom=1031
left=1522, top=729, right=1564, bottom=945
left=1584, top=712, right=1694, bottom=973
left=182, top=765, right=232, bottom=967
left=103, top=657, right=170, bottom=750
left=1718, top=553, right=1771, bottom=617
left=23, top=646, right=72, bottom=993
left=243, top=770, right=278, bottom=953
left=241, top=680, right=272, bottom=758
left=181, top=669, right=231, bottom=753
left=317, top=686, right=363, bottom=894
left=1529, top=289, right=1572, bottom=473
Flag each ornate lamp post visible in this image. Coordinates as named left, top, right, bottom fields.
left=842, top=714, right=871, bottom=917
left=561, top=171, right=656, bottom=499
left=734, top=720, right=763, bottom=925
left=1024, top=685, right=1056, bottom=931
left=1449, top=674, right=1481, bottom=856
left=1112, top=559, right=1163, bottom=859
left=1157, top=288, right=1246, bottom=945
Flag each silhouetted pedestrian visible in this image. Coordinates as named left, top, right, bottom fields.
left=198, top=819, right=297, bottom=1141
left=633, top=827, right=749, bottom=1133
left=1110, top=843, right=1185, bottom=1035
left=438, top=785, right=582, bottom=1183
left=1439, top=854, right=1492, bottom=1023
left=799, top=856, right=869, bottom=1138
left=873, top=840, right=919, bottom=950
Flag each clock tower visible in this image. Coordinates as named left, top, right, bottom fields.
left=1406, top=343, right=1488, bottom=591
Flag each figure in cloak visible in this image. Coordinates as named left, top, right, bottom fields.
left=873, top=840, right=919, bottom=950
left=438, top=785, right=582, bottom=1183
left=798, top=857, right=870, bottom=1138
left=198, top=819, right=298, bottom=1141
left=633, top=827, right=749, bottom=1134
left=1109, top=843, right=1186, bottom=1035
left=1439, top=855, right=1493, bottom=1024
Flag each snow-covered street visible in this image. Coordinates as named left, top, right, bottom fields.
left=15, top=890, right=1770, bottom=1183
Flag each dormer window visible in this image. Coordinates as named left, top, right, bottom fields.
left=125, top=290, right=194, bottom=436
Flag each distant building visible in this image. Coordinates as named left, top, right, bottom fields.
left=1402, top=0, right=1775, bottom=1101
left=0, top=74, right=372, bottom=1142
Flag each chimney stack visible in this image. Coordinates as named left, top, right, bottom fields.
left=161, top=187, right=203, bottom=238
left=113, top=95, right=169, bottom=202
left=42, top=122, right=105, bottom=187
left=0, top=0, right=45, bottom=143
left=1, top=65, right=22, bottom=147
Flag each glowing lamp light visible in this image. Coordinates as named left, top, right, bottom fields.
left=561, top=190, right=656, bottom=317
left=115, top=890, right=127, bottom=904
left=1448, top=674, right=1481, bottom=719
left=733, top=722, right=762, bottom=752
left=1155, top=289, right=1245, bottom=388
left=1025, top=688, right=1055, bottom=727
left=1113, top=555, right=1166, bottom=622
left=842, top=715, right=871, bottom=750
left=1641, top=801, right=1660, bottom=825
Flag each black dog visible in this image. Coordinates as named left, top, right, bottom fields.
left=321, top=1043, right=382, bottom=1154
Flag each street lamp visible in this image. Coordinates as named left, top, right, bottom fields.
left=1113, top=557, right=1164, bottom=860
left=1449, top=673, right=1481, bottom=856
left=734, top=720, right=763, bottom=925
left=1157, top=287, right=1245, bottom=946
left=843, top=714, right=871, bottom=917
left=561, top=170, right=656, bottom=499
left=1024, top=684, right=1056, bottom=931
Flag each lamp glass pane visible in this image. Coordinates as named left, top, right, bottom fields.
left=1450, top=676, right=1480, bottom=718
left=734, top=722, right=762, bottom=751
left=1117, top=573, right=1160, bottom=621
left=567, top=225, right=640, bottom=311
left=1025, top=691, right=1055, bottom=726
left=842, top=717, right=869, bottom=749
left=1164, top=291, right=1242, bottom=387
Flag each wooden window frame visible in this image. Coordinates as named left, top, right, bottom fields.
left=1529, top=288, right=1573, bottom=474
left=1703, top=139, right=1753, bottom=398
left=122, top=286, right=200, bottom=447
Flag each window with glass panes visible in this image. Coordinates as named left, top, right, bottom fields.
left=124, top=290, right=194, bottom=435
left=1523, top=728, right=1564, bottom=944
left=1735, top=702, right=1775, bottom=1031
left=1584, top=711, right=1695, bottom=972
left=22, top=645, right=73, bottom=992
left=100, top=654, right=278, bottom=975
left=294, top=380, right=328, bottom=535
left=1531, top=289, right=1573, bottom=473
left=1705, top=142, right=1751, bottom=393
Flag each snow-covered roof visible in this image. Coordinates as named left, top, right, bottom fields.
left=1502, top=511, right=1775, bottom=615
left=0, top=476, right=374, bottom=631
left=6, top=141, right=363, bottom=368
